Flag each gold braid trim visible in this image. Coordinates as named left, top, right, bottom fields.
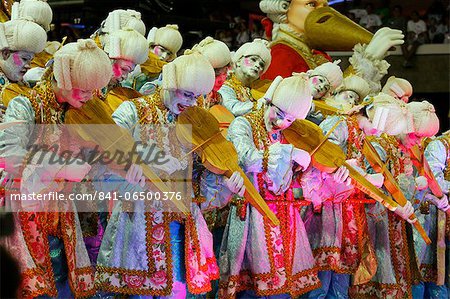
left=223, top=74, right=254, bottom=103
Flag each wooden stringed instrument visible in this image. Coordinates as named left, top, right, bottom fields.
left=65, top=97, right=189, bottom=214
left=175, top=106, right=280, bottom=226
left=361, top=137, right=431, bottom=245
left=283, top=119, right=431, bottom=244
left=105, top=86, right=143, bottom=112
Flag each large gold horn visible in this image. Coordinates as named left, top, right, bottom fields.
left=304, top=6, right=373, bottom=51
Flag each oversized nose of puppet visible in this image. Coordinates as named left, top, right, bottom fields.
left=304, top=6, right=373, bottom=51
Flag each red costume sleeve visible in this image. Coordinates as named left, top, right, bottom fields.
left=261, top=44, right=332, bottom=80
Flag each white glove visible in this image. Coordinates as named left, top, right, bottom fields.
left=415, top=176, right=428, bottom=191
left=333, top=165, right=351, bottom=186
left=125, top=164, right=146, bottom=187
left=394, top=201, right=417, bottom=224
left=56, top=159, right=91, bottom=182
left=365, top=27, right=405, bottom=59
left=152, top=155, right=183, bottom=175
left=225, top=171, right=246, bottom=197
left=256, top=97, right=268, bottom=110
left=425, top=193, right=449, bottom=212
left=292, top=148, right=311, bottom=171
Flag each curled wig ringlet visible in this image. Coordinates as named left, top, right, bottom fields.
left=259, top=0, right=291, bottom=23
left=101, top=9, right=146, bottom=36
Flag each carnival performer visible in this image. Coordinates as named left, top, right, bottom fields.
left=307, top=61, right=343, bottom=101
left=0, top=39, right=113, bottom=298
left=218, top=39, right=271, bottom=117
left=424, top=129, right=450, bottom=291
left=348, top=94, right=423, bottom=298
left=0, top=19, right=46, bottom=95
left=300, top=91, right=384, bottom=299
left=188, top=36, right=231, bottom=109
left=9, top=0, right=53, bottom=76
left=381, top=76, right=413, bottom=103
left=219, top=74, right=320, bottom=298
left=98, top=27, right=148, bottom=111
left=323, top=74, right=371, bottom=113
left=258, top=0, right=403, bottom=94
left=128, top=24, right=184, bottom=93
left=402, top=101, right=447, bottom=299
left=0, top=18, right=48, bottom=125
left=95, top=53, right=246, bottom=298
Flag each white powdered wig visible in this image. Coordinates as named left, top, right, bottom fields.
left=259, top=0, right=290, bottom=24
left=148, top=24, right=183, bottom=59
left=162, top=53, right=215, bottom=96
left=102, top=9, right=146, bottom=36
left=0, top=19, right=47, bottom=53
left=233, top=39, right=272, bottom=74
left=53, top=39, right=112, bottom=91
left=407, top=100, right=439, bottom=137
left=103, top=28, right=149, bottom=65
left=11, top=0, right=53, bottom=31
left=307, top=61, right=343, bottom=90
left=188, top=36, right=231, bottom=69
left=366, top=93, right=414, bottom=135
left=270, top=73, right=313, bottom=120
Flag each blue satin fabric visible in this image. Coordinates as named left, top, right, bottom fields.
left=170, top=221, right=186, bottom=283
left=302, top=271, right=350, bottom=299
left=36, top=236, right=73, bottom=299
left=412, top=282, right=449, bottom=299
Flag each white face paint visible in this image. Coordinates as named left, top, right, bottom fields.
left=57, top=87, right=94, bottom=109
left=0, top=50, right=34, bottom=82
left=326, top=90, right=359, bottom=111
left=236, top=55, right=265, bottom=82
left=111, top=59, right=136, bottom=85
left=164, top=89, right=198, bottom=115
left=264, top=104, right=296, bottom=132
left=152, top=45, right=173, bottom=62
left=309, top=75, right=330, bottom=99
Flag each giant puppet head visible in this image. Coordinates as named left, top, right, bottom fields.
left=259, top=0, right=373, bottom=51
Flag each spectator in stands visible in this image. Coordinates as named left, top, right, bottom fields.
left=386, top=5, right=407, bottom=32
left=360, top=3, right=382, bottom=32
left=376, top=0, right=391, bottom=24
left=402, top=11, right=427, bottom=67
left=428, top=17, right=447, bottom=43
left=235, top=20, right=250, bottom=48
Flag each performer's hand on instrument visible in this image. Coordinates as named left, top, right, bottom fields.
left=292, top=148, right=311, bottom=171
left=56, top=159, right=91, bottom=182
left=425, top=193, right=449, bottom=212
left=256, top=97, right=268, bottom=110
left=394, top=201, right=417, bottom=223
left=333, top=165, right=351, bottom=186
left=225, top=171, right=246, bottom=197
left=415, top=176, right=428, bottom=191
left=365, top=27, right=404, bottom=59
left=126, top=164, right=146, bottom=187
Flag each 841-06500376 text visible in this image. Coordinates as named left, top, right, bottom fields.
left=9, top=191, right=183, bottom=202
